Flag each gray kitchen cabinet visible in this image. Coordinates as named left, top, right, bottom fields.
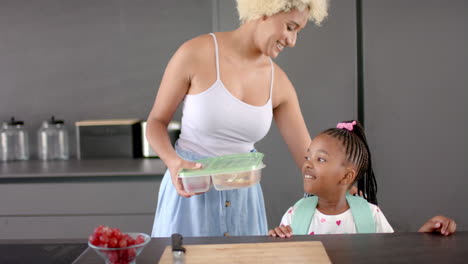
left=0, top=177, right=161, bottom=239
left=0, top=159, right=165, bottom=239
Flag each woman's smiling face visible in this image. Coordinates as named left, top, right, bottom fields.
left=302, top=133, right=352, bottom=197
left=256, top=8, right=309, bottom=58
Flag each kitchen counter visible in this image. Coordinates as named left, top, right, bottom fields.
left=0, top=158, right=166, bottom=180
left=72, top=232, right=468, bottom=264
left=0, top=238, right=88, bottom=264
left=0, top=158, right=166, bottom=240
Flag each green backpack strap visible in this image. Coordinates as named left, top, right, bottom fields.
left=291, top=196, right=318, bottom=235
left=291, top=195, right=376, bottom=234
left=345, top=194, right=376, bottom=233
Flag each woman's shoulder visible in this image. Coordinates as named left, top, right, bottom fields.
left=168, top=34, right=215, bottom=69
left=177, top=34, right=214, bottom=56
left=270, top=60, right=297, bottom=94
left=270, top=60, right=297, bottom=107
left=270, top=60, right=288, bottom=81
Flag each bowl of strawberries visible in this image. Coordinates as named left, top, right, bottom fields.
left=88, top=225, right=151, bottom=264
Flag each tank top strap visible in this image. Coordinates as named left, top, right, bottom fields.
left=209, top=33, right=273, bottom=104
left=209, top=33, right=220, bottom=80
left=269, top=57, right=274, bottom=102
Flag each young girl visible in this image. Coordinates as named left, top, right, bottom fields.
left=269, top=120, right=456, bottom=237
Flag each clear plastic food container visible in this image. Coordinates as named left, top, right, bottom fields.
left=178, top=152, right=265, bottom=192
left=179, top=174, right=211, bottom=193
left=211, top=165, right=265, bottom=190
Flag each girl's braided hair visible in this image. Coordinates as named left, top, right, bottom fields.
left=321, top=120, right=378, bottom=205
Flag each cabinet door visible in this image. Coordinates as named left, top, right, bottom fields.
left=217, top=0, right=358, bottom=227
left=363, top=0, right=468, bottom=231
left=0, top=176, right=160, bottom=239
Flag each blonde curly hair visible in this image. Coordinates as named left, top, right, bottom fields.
left=237, top=0, right=329, bottom=26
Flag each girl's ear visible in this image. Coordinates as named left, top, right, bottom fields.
left=340, top=168, right=357, bottom=185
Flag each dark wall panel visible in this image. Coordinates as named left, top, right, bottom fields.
left=363, top=0, right=468, bottom=231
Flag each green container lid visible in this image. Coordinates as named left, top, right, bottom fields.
left=179, top=152, right=264, bottom=177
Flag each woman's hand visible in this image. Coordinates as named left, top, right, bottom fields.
left=418, top=215, right=456, bottom=236
left=167, top=157, right=203, bottom=198
left=268, top=225, right=293, bottom=238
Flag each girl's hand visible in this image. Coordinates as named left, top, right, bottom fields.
left=349, top=186, right=358, bottom=196
left=167, top=157, right=203, bottom=198
left=349, top=186, right=366, bottom=198
left=268, top=225, right=293, bottom=238
left=418, top=215, right=457, bottom=236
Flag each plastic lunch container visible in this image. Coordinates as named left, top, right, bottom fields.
left=178, top=152, right=265, bottom=192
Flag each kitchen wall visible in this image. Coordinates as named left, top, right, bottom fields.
left=1, top=0, right=466, bottom=235
left=362, top=0, right=468, bottom=232
left=0, top=0, right=211, bottom=158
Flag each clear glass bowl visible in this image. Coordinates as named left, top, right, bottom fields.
left=88, top=232, right=151, bottom=264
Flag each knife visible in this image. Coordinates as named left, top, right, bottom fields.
left=172, top=233, right=186, bottom=264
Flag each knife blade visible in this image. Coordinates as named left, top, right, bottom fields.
left=171, top=233, right=186, bottom=264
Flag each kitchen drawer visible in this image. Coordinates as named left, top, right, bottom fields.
left=0, top=177, right=160, bottom=216
left=0, top=214, right=153, bottom=239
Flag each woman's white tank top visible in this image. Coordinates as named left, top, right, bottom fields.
left=177, top=33, right=274, bottom=156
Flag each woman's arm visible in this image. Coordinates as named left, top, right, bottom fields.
left=272, top=65, right=311, bottom=170
left=146, top=37, right=204, bottom=197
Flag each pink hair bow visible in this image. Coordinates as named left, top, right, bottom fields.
left=336, top=121, right=357, bottom=131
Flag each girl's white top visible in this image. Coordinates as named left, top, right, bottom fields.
left=280, top=202, right=394, bottom=235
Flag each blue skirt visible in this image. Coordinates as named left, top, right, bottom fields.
left=151, top=144, right=268, bottom=237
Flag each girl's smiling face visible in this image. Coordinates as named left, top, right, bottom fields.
left=302, top=133, right=355, bottom=198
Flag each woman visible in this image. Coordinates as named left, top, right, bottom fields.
left=146, top=0, right=329, bottom=237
